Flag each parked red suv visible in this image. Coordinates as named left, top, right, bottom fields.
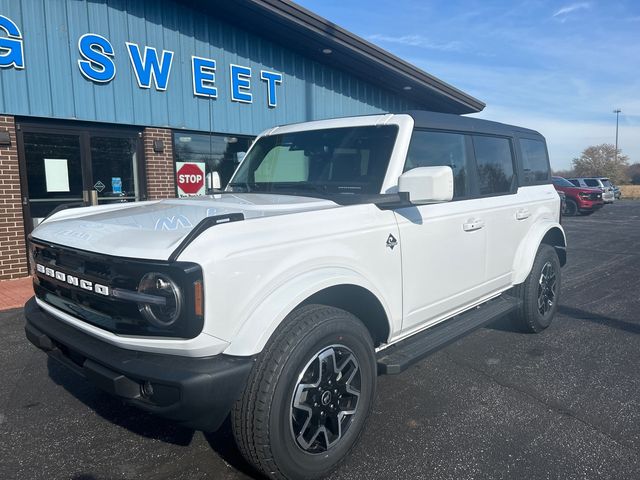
left=552, top=176, right=603, bottom=216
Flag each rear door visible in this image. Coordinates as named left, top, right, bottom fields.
left=468, top=135, right=532, bottom=291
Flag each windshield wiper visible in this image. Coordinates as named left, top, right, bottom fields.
left=270, top=182, right=327, bottom=193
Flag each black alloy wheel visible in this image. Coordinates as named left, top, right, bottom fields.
left=232, top=305, right=376, bottom=480
left=290, top=344, right=361, bottom=454
left=511, top=244, right=562, bottom=333
left=537, top=261, right=557, bottom=317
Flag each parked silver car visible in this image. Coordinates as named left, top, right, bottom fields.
left=568, top=177, right=615, bottom=203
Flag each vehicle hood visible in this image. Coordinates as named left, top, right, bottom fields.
left=31, top=193, right=339, bottom=260
left=554, top=185, right=602, bottom=195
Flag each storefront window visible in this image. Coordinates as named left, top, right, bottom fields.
left=173, top=131, right=253, bottom=193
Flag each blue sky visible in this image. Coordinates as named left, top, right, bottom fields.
left=296, top=0, right=640, bottom=170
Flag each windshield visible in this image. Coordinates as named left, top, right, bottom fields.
left=552, top=177, right=575, bottom=187
left=227, top=125, right=398, bottom=196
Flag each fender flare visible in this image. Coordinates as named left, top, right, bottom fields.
left=512, top=221, right=566, bottom=285
left=222, top=267, right=393, bottom=356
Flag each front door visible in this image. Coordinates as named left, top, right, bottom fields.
left=395, top=200, right=487, bottom=332
left=19, top=124, right=145, bottom=232
left=395, top=129, right=487, bottom=333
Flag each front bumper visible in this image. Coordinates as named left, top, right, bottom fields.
left=578, top=201, right=603, bottom=212
left=24, top=297, right=254, bottom=432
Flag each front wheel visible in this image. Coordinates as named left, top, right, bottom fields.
left=564, top=199, right=578, bottom=216
left=232, top=305, right=376, bottom=480
left=511, top=244, right=561, bottom=333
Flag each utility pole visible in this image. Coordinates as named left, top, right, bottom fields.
left=613, top=109, right=621, bottom=162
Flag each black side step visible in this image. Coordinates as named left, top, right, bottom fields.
left=377, top=295, right=520, bottom=375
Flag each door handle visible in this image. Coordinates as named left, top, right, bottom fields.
left=463, top=218, right=484, bottom=232
left=515, top=209, right=531, bottom=220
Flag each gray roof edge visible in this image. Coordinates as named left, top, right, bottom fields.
left=248, top=0, right=486, bottom=113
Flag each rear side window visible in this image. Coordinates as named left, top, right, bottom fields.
left=520, top=138, right=550, bottom=184
left=472, top=136, right=515, bottom=195
left=405, top=130, right=470, bottom=198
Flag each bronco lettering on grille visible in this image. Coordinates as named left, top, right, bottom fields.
left=35, top=263, right=110, bottom=296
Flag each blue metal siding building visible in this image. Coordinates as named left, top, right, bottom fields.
left=0, top=0, right=484, bottom=278
left=0, top=0, right=424, bottom=135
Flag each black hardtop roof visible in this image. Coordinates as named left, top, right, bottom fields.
left=405, top=110, right=543, bottom=139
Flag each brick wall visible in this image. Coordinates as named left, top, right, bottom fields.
left=143, top=127, right=176, bottom=200
left=0, top=115, right=28, bottom=280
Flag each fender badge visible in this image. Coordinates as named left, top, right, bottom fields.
left=386, top=234, right=398, bottom=250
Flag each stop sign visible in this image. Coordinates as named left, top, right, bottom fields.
left=176, top=162, right=205, bottom=195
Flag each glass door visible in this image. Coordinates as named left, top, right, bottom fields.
left=89, top=136, right=141, bottom=204
left=19, top=124, right=145, bottom=233
left=23, top=131, right=85, bottom=228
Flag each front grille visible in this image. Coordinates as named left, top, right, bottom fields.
left=30, top=239, right=203, bottom=338
left=590, top=193, right=602, bottom=200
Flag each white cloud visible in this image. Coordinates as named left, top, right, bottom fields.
left=367, top=34, right=463, bottom=52
left=553, top=2, right=591, bottom=19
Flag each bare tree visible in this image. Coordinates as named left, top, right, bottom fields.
left=572, top=144, right=629, bottom=184
left=551, top=168, right=575, bottom=178
left=627, top=163, right=640, bottom=185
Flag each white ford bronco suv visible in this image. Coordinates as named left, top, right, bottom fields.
left=25, top=111, right=566, bottom=480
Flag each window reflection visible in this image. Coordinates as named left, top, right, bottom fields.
left=173, top=132, right=254, bottom=193
left=405, top=131, right=469, bottom=199
left=473, top=136, right=515, bottom=195
left=520, top=138, right=550, bottom=184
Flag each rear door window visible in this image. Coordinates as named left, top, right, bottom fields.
left=584, top=179, right=600, bottom=187
left=519, top=138, right=550, bottom=184
left=472, top=136, right=515, bottom=195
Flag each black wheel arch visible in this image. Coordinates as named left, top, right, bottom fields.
left=300, top=285, right=390, bottom=348
left=541, top=227, right=567, bottom=267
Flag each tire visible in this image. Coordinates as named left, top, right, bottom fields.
left=511, top=244, right=561, bottom=333
left=564, top=199, right=578, bottom=216
left=232, top=304, right=377, bottom=480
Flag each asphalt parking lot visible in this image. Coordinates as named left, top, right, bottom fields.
left=1, top=201, right=639, bottom=480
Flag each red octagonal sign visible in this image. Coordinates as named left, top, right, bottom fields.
left=176, top=162, right=205, bottom=195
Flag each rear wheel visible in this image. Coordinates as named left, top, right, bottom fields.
left=232, top=305, right=376, bottom=480
left=511, top=244, right=561, bottom=333
left=564, top=199, right=578, bottom=216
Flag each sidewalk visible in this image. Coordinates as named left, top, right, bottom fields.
left=0, top=276, right=33, bottom=312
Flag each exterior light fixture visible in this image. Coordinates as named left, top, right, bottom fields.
left=403, top=86, right=412, bottom=91
left=0, top=131, right=11, bottom=146
left=153, top=139, right=165, bottom=153
left=322, top=48, right=333, bottom=54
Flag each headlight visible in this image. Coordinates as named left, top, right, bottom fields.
left=137, top=272, right=183, bottom=327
